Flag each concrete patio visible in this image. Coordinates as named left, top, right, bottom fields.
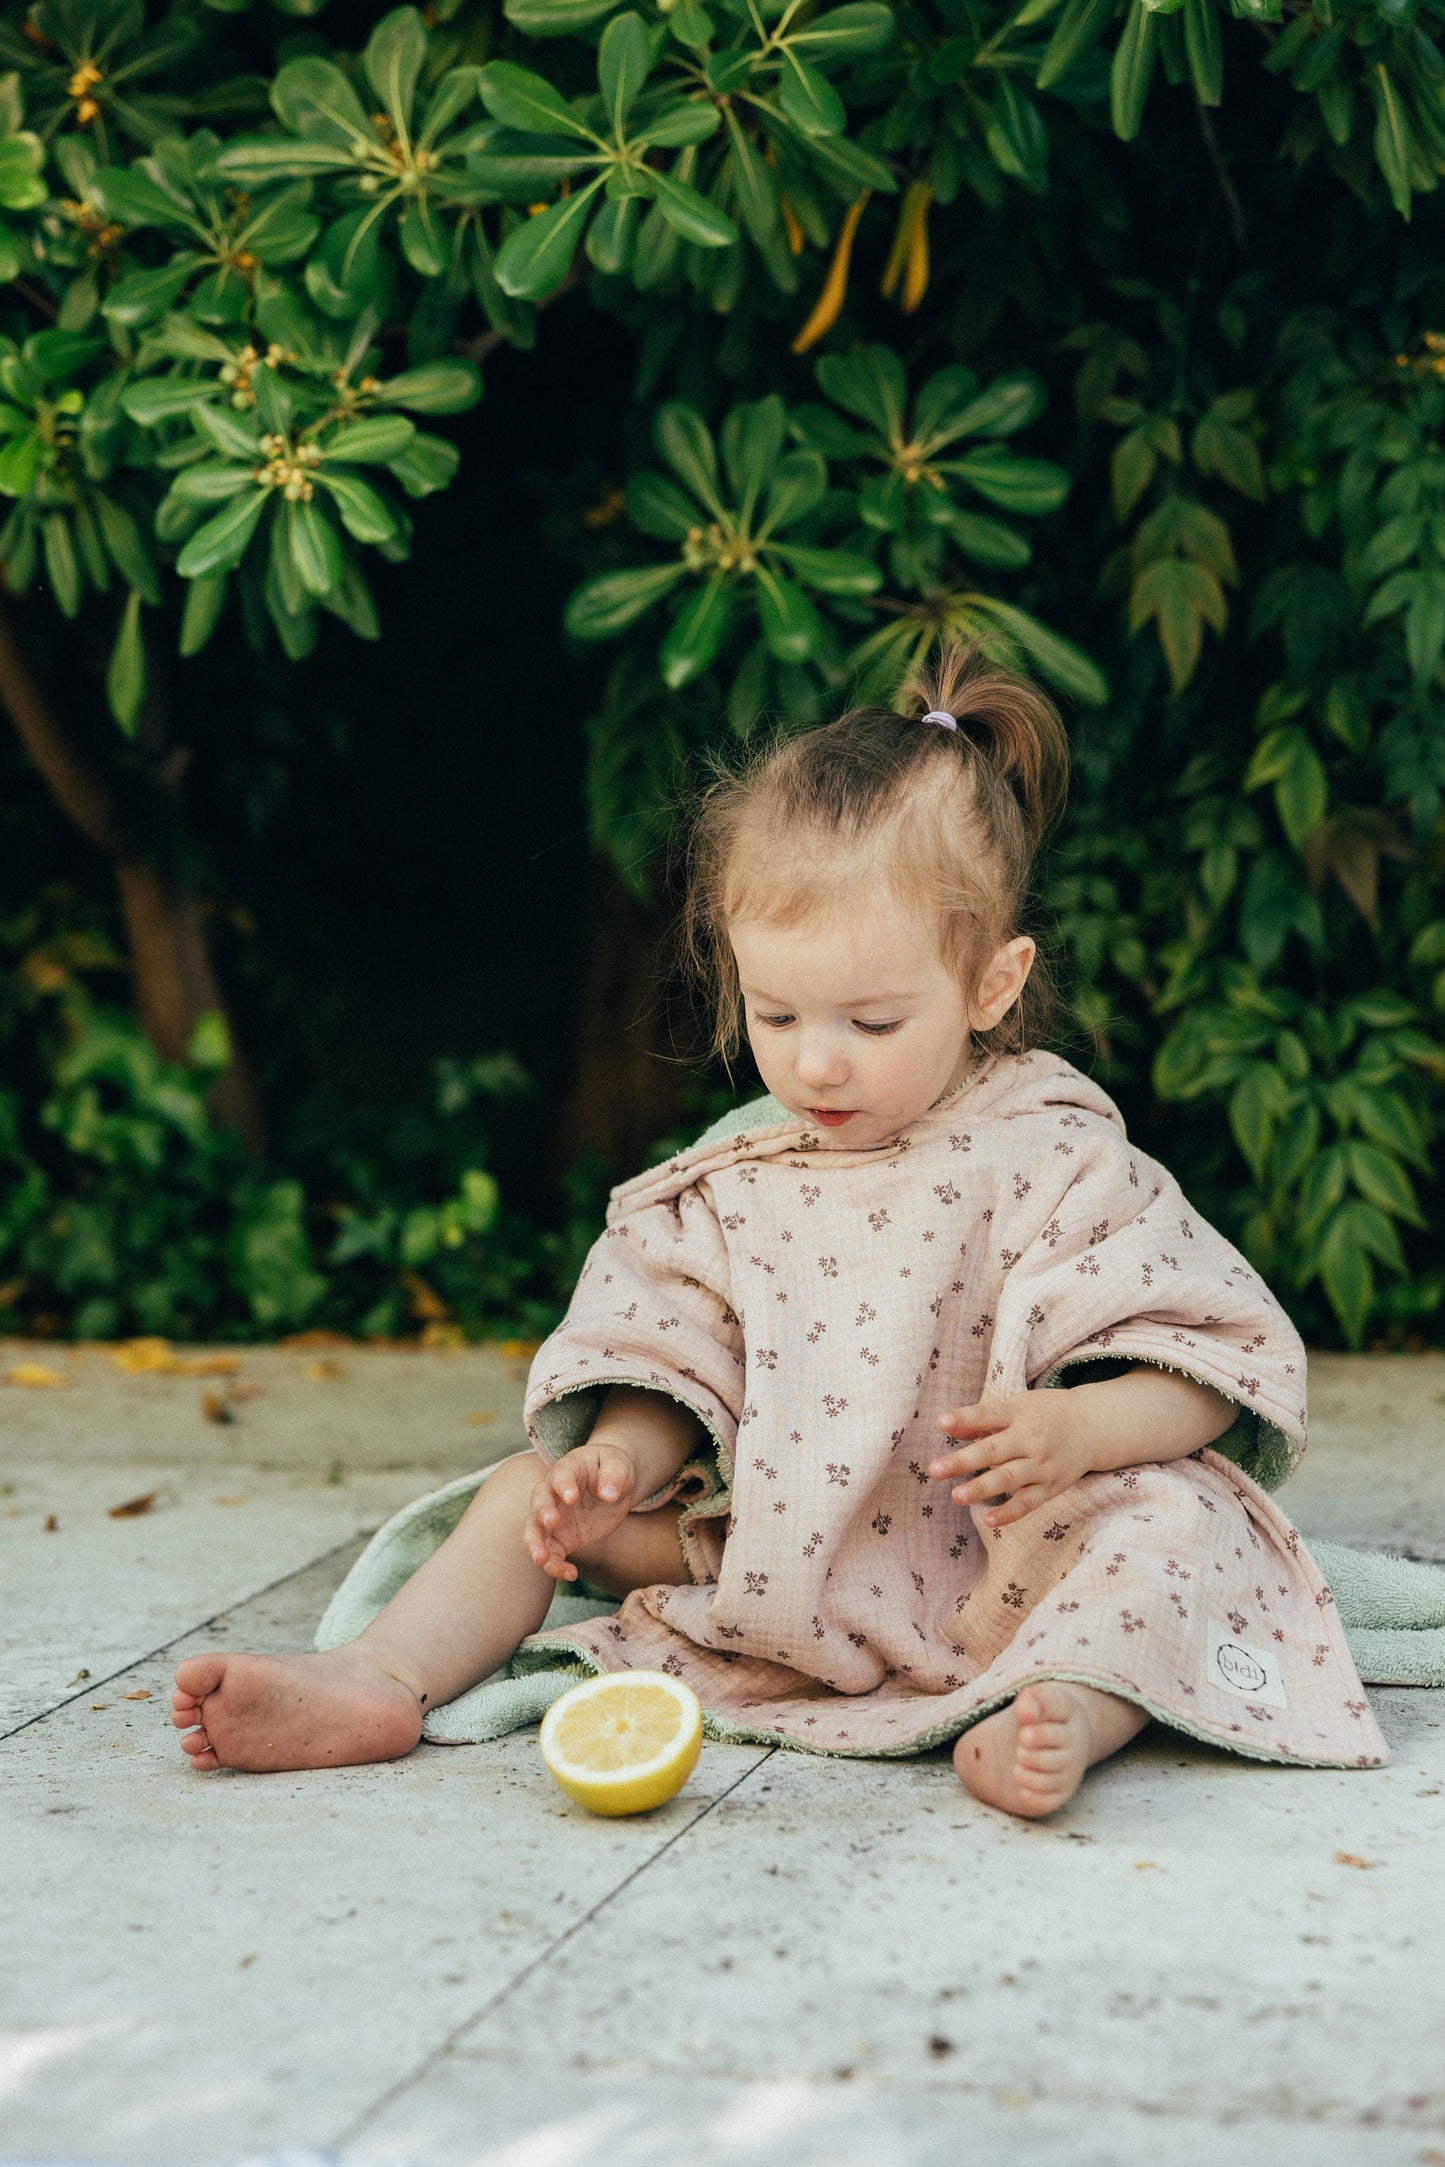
left=3, top=1337, right=1444, bottom=2166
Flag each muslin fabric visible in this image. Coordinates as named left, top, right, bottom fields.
left=521, top=1050, right=1387, bottom=1768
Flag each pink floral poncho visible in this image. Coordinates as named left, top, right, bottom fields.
left=522, top=1050, right=1387, bottom=1769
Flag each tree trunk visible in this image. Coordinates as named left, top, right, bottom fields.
left=557, top=860, right=688, bottom=1177
left=0, top=593, right=266, bottom=1154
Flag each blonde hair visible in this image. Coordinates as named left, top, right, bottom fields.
left=678, top=642, right=1070, bottom=1064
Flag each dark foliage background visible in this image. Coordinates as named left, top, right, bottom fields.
left=3, top=0, right=1445, bottom=1349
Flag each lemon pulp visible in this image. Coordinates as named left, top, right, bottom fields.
left=539, top=1671, right=703, bottom=1817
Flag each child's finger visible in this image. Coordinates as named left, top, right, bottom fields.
left=936, top=1403, right=1011, bottom=1439
left=983, top=1486, right=1048, bottom=1528
left=928, top=1437, right=1011, bottom=1481
left=952, top=1459, right=1031, bottom=1506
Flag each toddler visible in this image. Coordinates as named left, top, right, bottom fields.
left=173, top=645, right=1385, bottom=1815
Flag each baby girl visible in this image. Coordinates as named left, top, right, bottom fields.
left=172, top=645, right=1385, bottom=1814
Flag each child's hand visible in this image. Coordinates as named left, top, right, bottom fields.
left=929, top=1394, right=1093, bottom=1528
left=524, top=1442, right=638, bottom=1581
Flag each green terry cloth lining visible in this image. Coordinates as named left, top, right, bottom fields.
left=315, top=1469, right=1445, bottom=1745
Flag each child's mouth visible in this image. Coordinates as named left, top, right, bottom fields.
left=807, top=1108, right=856, bottom=1127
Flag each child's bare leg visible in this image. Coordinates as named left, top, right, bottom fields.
left=171, top=1454, right=685, bottom=1774
left=954, top=1683, right=1148, bottom=1819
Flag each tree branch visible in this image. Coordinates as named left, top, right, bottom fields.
left=458, top=259, right=586, bottom=363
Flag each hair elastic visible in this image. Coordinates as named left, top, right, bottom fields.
left=921, top=709, right=959, bottom=731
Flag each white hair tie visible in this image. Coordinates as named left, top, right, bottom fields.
left=922, top=709, right=958, bottom=731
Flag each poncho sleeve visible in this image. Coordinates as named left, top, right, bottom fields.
left=984, top=1108, right=1307, bottom=1491
left=523, top=1176, right=743, bottom=1504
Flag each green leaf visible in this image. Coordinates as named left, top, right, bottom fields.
left=363, top=6, right=427, bottom=138
left=287, top=497, right=345, bottom=597
left=386, top=431, right=460, bottom=498
left=770, top=541, right=881, bottom=593
left=625, top=471, right=699, bottom=539
left=215, top=137, right=358, bottom=184
left=271, top=56, right=373, bottom=149
left=122, top=379, right=217, bottom=426
left=477, top=61, right=594, bottom=139
left=638, top=100, right=721, bottom=148
left=192, top=402, right=265, bottom=460
left=816, top=344, right=906, bottom=441
left=599, top=12, right=651, bottom=134
left=565, top=560, right=688, bottom=637
left=759, top=447, right=827, bottom=532
left=42, top=515, right=81, bottom=617
left=102, top=258, right=201, bottom=329
left=379, top=360, right=481, bottom=414
left=778, top=53, right=847, bottom=137
left=504, top=0, right=623, bottom=32
left=1228, top=1060, right=1287, bottom=1182
left=660, top=572, right=734, bottom=686
left=654, top=403, right=722, bottom=512
left=325, top=414, right=416, bottom=461
left=646, top=165, right=738, bottom=248
left=1038, top=0, right=1117, bottom=90
left=945, top=446, right=1069, bottom=514
left=1347, top=1139, right=1424, bottom=1224
left=721, top=396, right=787, bottom=520
left=787, top=3, right=895, bottom=59
left=966, top=594, right=1108, bottom=703
left=1110, top=0, right=1159, bottom=141
left=0, top=427, right=39, bottom=496
left=494, top=185, right=602, bottom=298
left=586, top=192, right=638, bottom=274
left=89, top=164, right=196, bottom=234
left=0, top=130, right=45, bottom=213
left=94, top=495, right=161, bottom=603
left=175, top=487, right=269, bottom=577
left=106, top=589, right=146, bottom=736
left=178, top=572, right=227, bottom=656
left=1182, top=0, right=1223, bottom=103
left=316, top=468, right=397, bottom=544
left=756, top=566, right=824, bottom=661
left=399, top=195, right=449, bottom=279
left=1317, top=1204, right=1373, bottom=1347
left=943, top=508, right=1032, bottom=569
left=167, top=462, right=255, bottom=505
left=920, top=369, right=1042, bottom=449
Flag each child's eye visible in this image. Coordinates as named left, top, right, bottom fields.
left=756, top=1012, right=794, bottom=1029
left=854, top=1020, right=903, bottom=1036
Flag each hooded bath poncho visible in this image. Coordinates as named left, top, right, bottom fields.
left=521, top=1050, right=1387, bottom=1768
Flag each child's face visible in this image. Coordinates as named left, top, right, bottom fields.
left=730, top=895, right=1033, bottom=1149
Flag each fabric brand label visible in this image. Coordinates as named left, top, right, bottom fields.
left=1205, top=1622, right=1288, bottom=1708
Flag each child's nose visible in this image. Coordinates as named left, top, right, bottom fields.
left=794, top=1036, right=849, bottom=1090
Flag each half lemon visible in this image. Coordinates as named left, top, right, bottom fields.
left=539, top=1670, right=703, bottom=1817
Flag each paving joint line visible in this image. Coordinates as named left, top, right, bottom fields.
left=332, top=1743, right=781, bottom=2152
left=0, top=1531, right=369, bottom=1747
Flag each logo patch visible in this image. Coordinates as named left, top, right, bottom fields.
left=1206, top=1622, right=1287, bottom=1708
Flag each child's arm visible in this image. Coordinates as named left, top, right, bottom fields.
left=523, top=1384, right=704, bottom=1580
left=929, top=1365, right=1237, bottom=1530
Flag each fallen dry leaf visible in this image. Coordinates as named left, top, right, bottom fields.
left=1334, top=1850, right=1376, bottom=1869
left=109, top=1337, right=239, bottom=1378
left=465, top=1410, right=497, bottom=1427
left=69, top=1669, right=90, bottom=1685
left=123, top=1689, right=152, bottom=1701
left=302, top=1358, right=346, bottom=1382
left=213, top=1495, right=247, bottom=1507
left=278, top=1329, right=351, bottom=1350
left=91, top=1701, right=106, bottom=1711
left=1133, top=1861, right=1155, bottom=1870
left=108, top=1491, right=157, bottom=1519
left=228, top=1381, right=264, bottom=1403
left=43, top=1513, right=58, bottom=1532
left=5, top=1363, right=69, bottom=1388
left=201, top=1389, right=236, bottom=1425
left=419, top=1320, right=465, bottom=1352
left=492, top=1337, right=542, bottom=1360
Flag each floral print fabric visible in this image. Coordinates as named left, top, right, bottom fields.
left=522, top=1051, right=1387, bottom=1768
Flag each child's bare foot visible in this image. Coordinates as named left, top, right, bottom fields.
left=171, top=1644, right=424, bottom=1773
left=954, top=1682, right=1148, bottom=1818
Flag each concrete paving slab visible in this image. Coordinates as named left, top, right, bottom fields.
left=1283, top=1351, right=1445, bottom=1556
left=2, top=1347, right=1444, bottom=2167
left=343, top=2066, right=1435, bottom=2166
left=0, top=1340, right=533, bottom=1474
left=0, top=1548, right=771, bottom=2165
left=352, top=1692, right=1445, bottom=2154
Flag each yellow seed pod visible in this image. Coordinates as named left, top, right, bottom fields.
left=791, top=190, right=870, bottom=356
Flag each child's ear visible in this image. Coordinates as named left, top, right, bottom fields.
left=970, top=937, right=1035, bottom=1029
